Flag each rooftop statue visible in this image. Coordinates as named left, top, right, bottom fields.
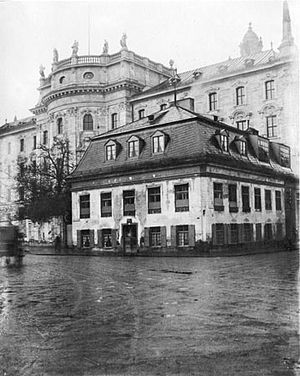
left=103, top=40, right=109, bottom=54
left=53, top=48, right=59, bottom=63
left=39, top=65, right=45, bottom=78
left=72, top=40, right=79, bottom=57
left=120, top=33, right=127, bottom=49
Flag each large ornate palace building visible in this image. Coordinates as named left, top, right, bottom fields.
left=0, top=1, right=298, bottom=242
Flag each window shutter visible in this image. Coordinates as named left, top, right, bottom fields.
left=238, top=224, right=243, bottom=243
left=144, top=228, right=150, bottom=247
left=89, top=230, right=95, bottom=247
left=111, top=229, right=117, bottom=248
left=212, top=224, right=216, bottom=245
left=161, top=226, right=167, bottom=247
left=77, top=230, right=81, bottom=248
left=171, top=226, right=177, bottom=247
left=97, top=229, right=102, bottom=247
left=188, top=225, right=195, bottom=246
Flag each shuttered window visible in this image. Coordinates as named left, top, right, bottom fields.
left=230, top=224, right=238, bottom=243
left=175, top=184, right=189, bottom=212
left=264, top=223, right=273, bottom=240
left=176, top=225, right=189, bottom=246
left=150, top=227, right=161, bottom=246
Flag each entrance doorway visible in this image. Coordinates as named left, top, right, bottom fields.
left=122, top=224, right=138, bottom=254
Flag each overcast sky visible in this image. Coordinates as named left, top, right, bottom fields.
left=0, top=0, right=299, bottom=125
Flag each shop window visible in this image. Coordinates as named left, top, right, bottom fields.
left=265, top=80, right=275, bottom=100
left=175, top=184, right=189, bottom=212
left=243, top=223, right=253, bottom=242
left=242, top=186, right=250, bottom=212
left=276, top=223, right=283, bottom=239
left=275, top=191, right=282, bottom=211
left=216, top=224, right=225, bottom=245
left=176, top=225, right=189, bottom=246
left=256, top=223, right=262, bottom=241
left=101, top=192, right=112, bottom=217
left=254, top=188, right=262, bottom=211
left=264, top=223, right=273, bottom=240
left=123, top=190, right=135, bottom=216
left=236, top=86, right=245, bottom=105
left=214, top=183, right=224, bottom=211
left=80, top=194, right=90, bottom=219
left=209, top=92, right=217, bottom=111
left=81, top=230, right=91, bottom=248
left=150, top=227, right=161, bottom=247
left=265, top=190, right=272, bottom=210
left=230, top=224, right=238, bottom=243
left=102, top=229, right=112, bottom=248
left=148, top=187, right=161, bottom=214
left=83, top=114, right=93, bottom=131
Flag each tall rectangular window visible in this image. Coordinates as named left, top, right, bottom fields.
left=228, top=184, right=238, bottom=212
left=266, top=115, right=277, bottom=138
left=175, top=184, right=189, bottom=212
left=102, top=229, right=112, bottom=248
left=209, top=92, right=217, bottom=111
left=20, top=138, right=24, bottom=152
left=216, top=224, right=225, bottom=245
left=265, top=190, right=272, bottom=210
left=150, top=227, right=161, bottom=247
left=111, top=113, right=117, bottom=129
left=33, top=136, right=37, bottom=150
left=275, top=191, right=282, bottom=211
left=265, top=80, right=275, bottom=100
left=242, top=186, right=250, bottom=212
left=80, top=194, right=90, bottom=219
left=276, top=223, right=283, bottom=239
left=236, top=120, right=248, bottom=131
left=236, top=86, right=245, bottom=105
left=214, top=183, right=223, bottom=210
left=148, top=187, right=161, bottom=214
left=57, top=117, right=63, bottom=134
left=43, top=130, right=48, bottom=145
left=101, top=192, right=112, bottom=217
left=123, top=190, right=135, bottom=216
left=254, top=188, right=262, bottom=211
left=176, top=225, right=189, bottom=246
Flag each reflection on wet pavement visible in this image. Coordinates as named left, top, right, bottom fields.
left=0, top=251, right=299, bottom=375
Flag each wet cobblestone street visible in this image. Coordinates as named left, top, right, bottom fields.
left=0, top=251, right=299, bottom=376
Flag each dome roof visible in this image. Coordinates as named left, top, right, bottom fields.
left=240, top=23, right=263, bottom=57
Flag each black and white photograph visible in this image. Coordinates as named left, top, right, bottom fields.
left=0, top=0, right=299, bottom=375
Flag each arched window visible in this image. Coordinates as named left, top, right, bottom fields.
left=83, top=113, right=93, bottom=131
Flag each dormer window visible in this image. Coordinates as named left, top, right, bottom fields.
left=258, top=137, right=269, bottom=162
left=236, top=86, right=245, bottom=105
left=215, top=129, right=229, bottom=152
left=127, top=136, right=142, bottom=158
left=279, top=145, right=290, bottom=167
left=138, top=109, right=145, bottom=119
left=152, top=131, right=167, bottom=154
left=221, top=134, right=228, bottom=152
left=235, top=136, right=247, bottom=155
left=105, top=140, right=118, bottom=161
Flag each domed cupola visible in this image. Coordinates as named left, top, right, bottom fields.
left=239, top=23, right=263, bottom=57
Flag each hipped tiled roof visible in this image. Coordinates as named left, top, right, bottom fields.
left=70, top=105, right=292, bottom=182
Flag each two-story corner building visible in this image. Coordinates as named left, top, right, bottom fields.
left=68, top=105, right=297, bottom=254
